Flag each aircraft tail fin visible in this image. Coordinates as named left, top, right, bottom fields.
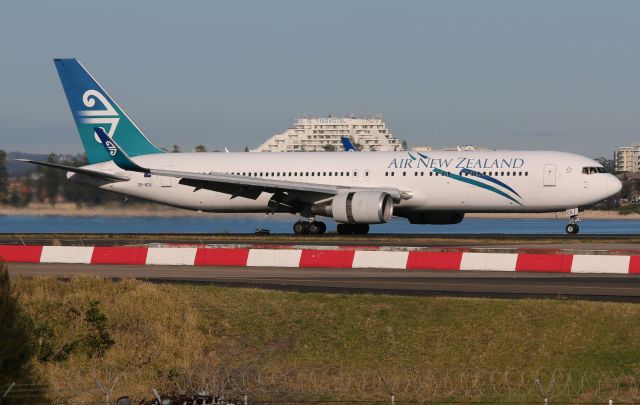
left=54, top=58, right=164, bottom=164
left=341, top=136, right=357, bottom=152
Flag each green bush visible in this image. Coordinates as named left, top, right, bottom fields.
left=0, top=262, right=44, bottom=402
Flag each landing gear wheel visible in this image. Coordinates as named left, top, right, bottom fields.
left=307, top=222, right=319, bottom=235
left=565, top=223, right=579, bottom=234
left=293, top=221, right=309, bottom=235
left=317, top=221, right=326, bottom=234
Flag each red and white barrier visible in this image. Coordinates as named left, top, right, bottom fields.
left=1, top=245, right=640, bottom=274
left=247, top=249, right=302, bottom=267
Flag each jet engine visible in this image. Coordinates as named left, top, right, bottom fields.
left=312, top=191, right=394, bottom=224
left=406, top=212, right=465, bottom=225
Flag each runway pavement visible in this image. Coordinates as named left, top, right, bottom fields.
left=9, top=263, right=640, bottom=301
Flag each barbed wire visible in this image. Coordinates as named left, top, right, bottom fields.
left=146, top=367, right=640, bottom=403
left=3, top=368, right=639, bottom=404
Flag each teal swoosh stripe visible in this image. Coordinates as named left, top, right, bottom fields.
left=433, top=168, right=523, bottom=206
left=459, top=168, right=521, bottom=198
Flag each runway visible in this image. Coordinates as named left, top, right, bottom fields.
left=9, top=263, right=640, bottom=301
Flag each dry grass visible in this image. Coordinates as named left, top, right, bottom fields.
left=10, top=276, right=640, bottom=403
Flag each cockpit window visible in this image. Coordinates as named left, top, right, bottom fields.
left=582, top=166, right=606, bottom=175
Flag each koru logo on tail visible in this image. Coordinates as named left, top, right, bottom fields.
left=78, top=90, right=120, bottom=143
left=104, top=139, right=117, bottom=156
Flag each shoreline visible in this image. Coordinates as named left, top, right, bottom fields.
left=0, top=203, right=638, bottom=220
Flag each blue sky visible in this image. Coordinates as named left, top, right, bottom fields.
left=0, top=0, right=639, bottom=157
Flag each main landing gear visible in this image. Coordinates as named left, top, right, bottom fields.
left=565, top=208, right=580, bottom=235
left=336, top=223, right=370, bottom=235
left=293, top=220, right=326, bottom=235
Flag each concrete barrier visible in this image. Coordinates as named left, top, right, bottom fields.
left=352, top=251, right=409, bottom=269
left=146, top=247, right=197, bottom=266
left=40, top=246, right=93, bottom=264
left=460, top=252, right=518, bottom=272
left=246, top=249, right=302, bottom=267
left=1, top=245, right=640, bottom=274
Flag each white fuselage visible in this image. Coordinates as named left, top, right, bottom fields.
left=71, top=150, right=621, bottom=217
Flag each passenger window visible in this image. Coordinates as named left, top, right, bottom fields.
left=403, top=172, right=407, bottom=176
left=525, top=172, right=528, bottom=176
left=329, top=172, right=332, bottom=176
left=506, top=172, right=510, bottom=176
left=391, top=172, right=394, bottom=176
left=500, top=172, right=504, bottom=176
left=421, top=172, right=424, bottom=176
left=430, top=172, right=433, bottom=176
left=414, top=172, right=418, bottom=176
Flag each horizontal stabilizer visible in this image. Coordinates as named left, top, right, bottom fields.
left=16, top=159, right=129, bottom=182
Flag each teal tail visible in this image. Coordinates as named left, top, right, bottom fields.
left=54, top=58, right=164, bottom=164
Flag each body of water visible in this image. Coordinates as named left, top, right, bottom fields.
left=0, top=215, right=639, bottom=234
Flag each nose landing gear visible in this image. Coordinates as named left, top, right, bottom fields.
left=565, top=223, right=579, bottom=234
left=293, top=220, right=326, bottom=235
left=565, top=208, right=580, bottom=235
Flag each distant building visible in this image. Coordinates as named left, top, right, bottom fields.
left=614, top=144, right=640, bottom=172
left=411, top=146, right=432, bottom=152
left=252, top=117, right=402, bottom=152
left=442, top=145, right=488, bottom=152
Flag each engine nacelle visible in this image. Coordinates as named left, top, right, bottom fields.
left=406, top=212, right=465, bottom=225
left=313, top=191, right=394, bottom=224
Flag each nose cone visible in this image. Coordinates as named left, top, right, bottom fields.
left=606, top=175, right=622, bottom=197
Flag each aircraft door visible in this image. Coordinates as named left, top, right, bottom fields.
left=543, top=164, right=556, bottom=187
left=161, top=165, right=173, bottom=187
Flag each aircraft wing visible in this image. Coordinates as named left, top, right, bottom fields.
left=94, top=128, right=404, bottom=203
left=16, top=159, right=130, bottom=182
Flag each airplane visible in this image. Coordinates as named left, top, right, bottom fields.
left=19, top=58, right=622, bottom=235
left=341, top=136, right=358, bottom=152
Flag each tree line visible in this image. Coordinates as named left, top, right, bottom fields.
left=0, top=151, right=123, bottom=207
